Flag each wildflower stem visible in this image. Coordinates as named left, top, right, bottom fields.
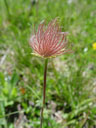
left=4, top=0, right=10, bottom=18
left=40, top=59, right=48, bottom=128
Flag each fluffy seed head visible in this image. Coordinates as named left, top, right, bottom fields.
left=29, top=19, right=71, bottom=58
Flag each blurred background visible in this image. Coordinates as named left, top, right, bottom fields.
left=0, top=0, right=96, bottom=127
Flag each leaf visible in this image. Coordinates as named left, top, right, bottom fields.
left=0, top=72, right=5, bottom=86
left=10, top=72, right=19, bottom=87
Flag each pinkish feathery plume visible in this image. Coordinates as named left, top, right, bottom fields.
left=29, top=19, right=71, bottom=58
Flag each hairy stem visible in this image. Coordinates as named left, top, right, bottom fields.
left=40, top=59, right=48, bottom=128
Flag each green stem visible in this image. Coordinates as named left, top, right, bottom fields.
left=40, top=59, right=48, bottom=128
left=4, top=0, right=10, bottom=18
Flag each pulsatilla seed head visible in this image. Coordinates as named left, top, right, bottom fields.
left=29, top=19, right=71, bottom=58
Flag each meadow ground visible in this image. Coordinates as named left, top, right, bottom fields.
left=0, top=0, right=96, bottom=128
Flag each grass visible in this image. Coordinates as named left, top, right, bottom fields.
left=0, top=0, right=96, bottom=127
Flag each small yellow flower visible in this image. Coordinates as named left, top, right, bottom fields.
left=92, top=42, right=96, bottom=50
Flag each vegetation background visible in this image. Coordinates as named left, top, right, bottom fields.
left=0, top=0, right=96, bottom=127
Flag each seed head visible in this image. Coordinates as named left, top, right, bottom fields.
left=29, top=19, right=71, bottom=58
